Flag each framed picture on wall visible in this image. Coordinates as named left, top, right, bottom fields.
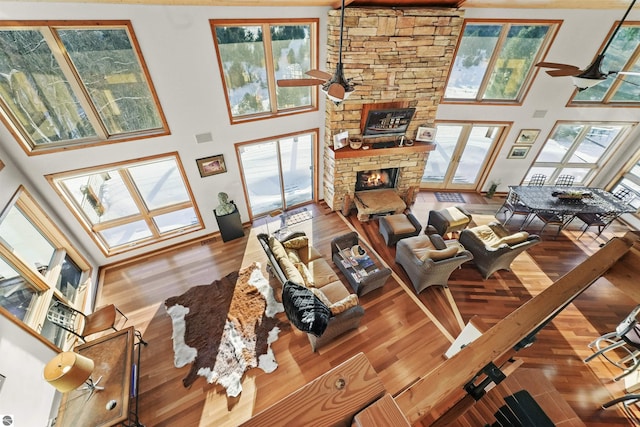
left=416, top=126, right=436, bottom=142
left=515, top=129, right=540, bottom=145
left=197, top=154, right=226, bottom=177
left=508, top=145, right=531, bottom=159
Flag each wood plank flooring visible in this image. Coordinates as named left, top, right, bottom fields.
left=97, top=192, right=640, bottom=426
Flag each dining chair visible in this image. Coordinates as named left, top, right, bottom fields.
left=527, top=174, right=547, bottom=186
left=532, top=210, right=573, bottom=239
left=555, top=175, right=575, bottom=187
left=46, top=300, right=128, bottom=342
left=576, top=211, right=619, bottom=240
left=498, top=189, right=532, bottom=229
left=613, top=187, right=633, bottom=204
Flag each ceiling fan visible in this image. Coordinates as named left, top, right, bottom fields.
left=276, top=0, right=356, bottom=104
left=535, top=0, right=640, bottom=91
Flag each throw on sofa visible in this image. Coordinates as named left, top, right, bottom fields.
left=257, top=232, right=365, bottom=351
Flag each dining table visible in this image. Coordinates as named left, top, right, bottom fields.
left=509, top=185, right=637, bottom=232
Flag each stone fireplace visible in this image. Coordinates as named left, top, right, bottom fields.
left=321, top=7, right=464, bottom=212
left=355, top=168, right=399, bottom=192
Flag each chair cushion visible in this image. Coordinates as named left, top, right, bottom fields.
left=441, top=207, right=470, bottom=227
left=420, top=245, right=459, bottom=261
left=282, top=281, right=331, bottom=337
left=471, top=225, right=502, bottom=247
left=384, top=214, right=417, bottom=234
left=498, top=231, right=529, bottom=246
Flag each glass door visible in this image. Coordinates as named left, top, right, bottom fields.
left=237, top=131, right=316, bottom=219
left=422, top=123, right=505, bottom=190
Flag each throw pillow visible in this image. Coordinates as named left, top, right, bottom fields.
left=310, top=288, right=331, bottom=306
left=420, top=245, right=458, bottom=262
left=286, top=248, right=302, bottom=264
left=499, top=231, right=530, bottom=246
left=283, top=236, right=309, bottom=250
left=268, top=236, right=288, bottom=262
left=279, top=256, right=305, bottom=285
left=296, top=262, right=315, bottom=288
left=329, top=294, right=359, bottom=315
left=282, top=281, right=331, bottom=337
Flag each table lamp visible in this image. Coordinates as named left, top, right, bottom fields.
left=43, top=351, right=103, bottom=395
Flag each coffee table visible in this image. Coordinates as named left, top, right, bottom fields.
left=331, top=232, right=392, bottom=296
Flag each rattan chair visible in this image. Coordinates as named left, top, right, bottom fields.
left=427, top=206, right=472, bottom=237
left=47, top=300, right=127, bottom=342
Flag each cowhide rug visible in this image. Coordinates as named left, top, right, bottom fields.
left=165, top=262, right=284, bottom=397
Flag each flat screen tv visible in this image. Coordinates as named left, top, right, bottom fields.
left=362, top=107, right=416, bottom=139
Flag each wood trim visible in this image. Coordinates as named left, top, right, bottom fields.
left=328, top=141, right=435, bottom=159
left=394, top=231, right=639, bottom=424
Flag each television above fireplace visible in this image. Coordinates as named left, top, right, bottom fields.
left=362, top=107, right=416, bottom=139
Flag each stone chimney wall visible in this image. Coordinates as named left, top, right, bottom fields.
left=322, top=7, right=464, bottom=211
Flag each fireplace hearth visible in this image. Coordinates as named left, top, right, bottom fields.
left=355, top=168, right=399, bottom=192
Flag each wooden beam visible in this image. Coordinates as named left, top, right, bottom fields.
left=240, top=352, right=386, bottom=426
left=394, top=233, right=638, bottom=425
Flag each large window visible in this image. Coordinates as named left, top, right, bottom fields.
left=0, top=187, right=91, bottom=350
left=237, top=130, right=316, bottom=218
left=525, top=122, right=633, bottom=185
left=444, top=20, right=558, bottom=103
left=48, top=153, right=202, bottom=256
left=0, top=21, right=168, bottom=154
left=211, top=19, right=318, bottom=123
left=571, top=24, right=640, bottom=105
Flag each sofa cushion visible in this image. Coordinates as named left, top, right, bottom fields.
left=298, top=245, right=323, bottom=265
left=268, top=236, right=288, bottom=262
left=279, top=256, right=305, bottom=285
left=420, top=245, right=459, bottom=262
left=283, top=236, right=308, bottom=250
left=315, top=280, right=351, bottom=303
left=328, top=294, right=359, bottom=315
left=310, top=287, right=331, bottom=306
left=282, top=281, right=331, bottom=337
left=296, top=262, right=315, bottom=288
left=286, top=248, right=302, bottom=264
left=307, top=258, right=340, bottom=287
left=498, top=231, right=529, bottom=246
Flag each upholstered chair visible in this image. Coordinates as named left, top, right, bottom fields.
left=427, top=206, right=472, bottom=237
left=378, top=212, right=422, bottom=246
left=459, top=222, right=541, bottom=279
left=395, top=233, right=473, bottom=294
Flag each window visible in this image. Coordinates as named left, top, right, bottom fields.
left=0, top=187, right=91, bottom=349
left=525, top=122, right=633, bottom=185
left=0, top=21, right=168, bottom=154
left=237, top=130, right=317, bottom=218
left=211, top=19, right=318, bottom=123
left=444, top=20, right=558, bottom=103
left=571, top=24, right=640, bottom=105
left=48, top=153, right=203, bottom=256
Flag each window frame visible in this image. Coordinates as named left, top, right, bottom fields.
left=443, top=19, right=560, bottom=105
left=0, top=20, right=170, bottom=155
left=0, top=186, right=92, bottom=351
left=569, top=22, right=640, bottom=106
left=210, top=18, right=319, bottom=124
left=525, top=121, right=636, bottom=185
left=47, top=152, right=203, bottom=256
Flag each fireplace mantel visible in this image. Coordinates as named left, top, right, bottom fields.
left=329, top=142, right=435, bottom=160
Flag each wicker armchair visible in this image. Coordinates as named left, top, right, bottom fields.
left=459, top=222, right=541, bottom=279
left=395, top=233, right=473, bottom=294
left=427, top=206, right=472, bottom=237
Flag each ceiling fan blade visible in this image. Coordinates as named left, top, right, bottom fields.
left=306, top=69, right=332, bottom=80
left=546, top=68, right=582, bottom=77
left=277, top=78, right=324, bottom=87
left=536, top=61, right=580, bottom=71
left=327, top=82, right=345, bottom=100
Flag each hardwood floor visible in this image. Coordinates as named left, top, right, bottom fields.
left=97, top=192, right=640, bottom=426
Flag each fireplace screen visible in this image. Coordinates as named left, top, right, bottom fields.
left=355, top=168, right=399, bottom=192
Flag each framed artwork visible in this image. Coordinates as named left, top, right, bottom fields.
left=416, top=126, right=436, bottom=142
left=333, top=131, right=349, bottom=150
left=197, top=154, right=226, bottom=177
left=515, top=129, right=540, bottom=145
left=508, top=145, right=531, bottom=159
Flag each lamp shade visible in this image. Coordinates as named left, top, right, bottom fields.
left=44, top=351, right=94, bottom=393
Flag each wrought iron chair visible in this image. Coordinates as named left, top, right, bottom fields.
left=584, top=305, right=640, bottom=381
left=534, top=210, right=575, bottom=239
left=613, top=187, right=634, bottom=203
left=555, top=174, right=575, bottom=187
left=576, top=211, right=619, bottom=240
left=498, top=189, right=533, bottom=229
left=46, top=300, right=128, bottom=342
left=528, top=174, right=547, bottom=186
